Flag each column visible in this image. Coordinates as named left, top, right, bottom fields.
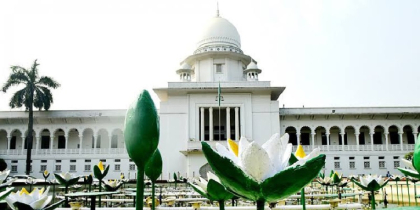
left=21, top=135, right=25, bottom=155
left=109, top=135, right=113, bottom=154
left=340, top=133, right=345, bottom=151
left=235, top=107, right=239, bottom=141
left=79, top=135, right=83, bottom=154
left=94, top=135, right=98, bottom=154
left=7, top=136, right=11, bottom=155
left=384, top=132, right=389, bottom=151
left=35, top=136, right=40, bottom=154
left=370, top=133, right=374, bottom=151
left=326, top=132, right=330, bottom=151
left=414, top=133, right=418, bottom=142
left=50, top=135, right=54, bottom=154
left=226, top=107, right=231, bottom=140
left=399, top=132, right=404, bottom=151
left=209, top=107, right=213, bottom=141
left=355, top=132, right=360, bottom=151
left=311, top=132, right=315, bottom=150
left=200, top=107, right=204, bottom=141
left=296, top=132, right=301, bottom=145
left=65, top=135, right=69, bottom=154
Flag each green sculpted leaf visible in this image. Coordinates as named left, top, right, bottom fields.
left=174, top=173, right=177, bottom=181
left=261, top=154, right=326, bottom=202
left=67, top=177, right=80, bottom=186
left=0, top=187, right=13, bottom=201
left=13, top=202, right=33, bottom=210
left=54, top=173, right=67, bottom=186
left=288, top=153, right=298, bottom=165
left=202, top=142, right=260, bottom=201
left=43, top=200, right=65, bottom=210
left=145, top=149, right=163, bottom=182
left=124, top=90, right=160, bottom=169
left=207, top=179, right=234, bottom=201
left=189, top=183, right=210, bottom=199
left=94, top=165, right=103, bottom=180
left=366, top=180, right=381, bottom=191
left=413, top=135, right=420, bottom=171
left=398, top=168, right=420, bottom=179
left=351, top=180, right=369, bottom=191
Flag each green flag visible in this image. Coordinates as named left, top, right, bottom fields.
left=218, top=82, right=221, bottom=107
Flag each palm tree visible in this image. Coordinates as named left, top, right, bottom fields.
left=2, top=60, right=60, bottom=175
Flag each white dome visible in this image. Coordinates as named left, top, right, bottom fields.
left=196, top=17, right=241, bottom=49
left=246, top=60, right=259, bottom=70
left=179, top=62, right=192, bottom=70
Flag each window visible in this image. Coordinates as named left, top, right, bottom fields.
left=300, top=133, right=310, bottom=145
left=115, top=164, right=120, bottom=171
left=70, top=165, right=76, bottom=171
left=199, top=107, right=241, bottom=141
left=334, top=157, right=340, bottom=160
left=379, top=161, right=385, bottom=168
left=85, top=165, right=91, bottom=171
left=11, top=165, right=17, bottom=172
left=58, top=136, right=66, bottom=149
left=96, top=136, right=101, bottom=148
left=70, top=160, right=76, bottom=163
left=41, top=136, right=50, bottom=149
left=56, top=160, right=61, bottom=163
left=364, top=161, right=370, bottom=169
left=85, top=159, right=91, bottom=162
left=100, top=159, right=106, bottom=162
left=321, top=132, right=327, bottom=145
left=334, top=162, right=340, bottom=169
left=379, top=156, right=384, bottom=160
left=394, top=161, right=400, bottom=168
left=349, top=162, right=355, bottom=169
left=359, top=132, right=365, bottom=145
left=11, top=160, right=18, bottom=163
left=40, top=165, right=47, bottom=172
left=115, top=159, right=121, bottom=162
left=41, top=160, right=47, bottom=163
left=111, top=135, right=118, bottom=148
left=349, top=157, right=355, bottom=160
left=393, top=156, right=399, bottom=159
left=129, top=164, right=136, bottom=171
left=215, top=64, right=223, bottom=73
left=10, top=136, right=16, bottom=149
left=364, top=157, right=370, bottom=160
left=55, top=165, right=61, bottom=172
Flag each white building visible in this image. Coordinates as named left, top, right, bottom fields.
left=0, top=13, right=419, bottom=180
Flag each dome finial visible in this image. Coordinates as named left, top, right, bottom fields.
left=216, top=1, right=220, bottom=17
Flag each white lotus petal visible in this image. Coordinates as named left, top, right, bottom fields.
left=29, top=194, right=50, bottom=209
left=216, top=143, right=238, bottom=164
left=0, top=169, right=10, bottom=182
left=191, top=183, right=207, bottom=195
left=262, top=133, right=282, bottom=169
left=279, top=143, right=293, bottom=171
left=6, top=198, right=17, bottom=210
left=280, top=133, right=289, bottom=147
left=238, top=137, right=250, bottom=161
left=401, top=159, right=415, bottom=170
left=207, top=171, right=221, bottom=183
left=240, top=142, right=272, bottom=182
left=196, top=177, right=208, bottom=192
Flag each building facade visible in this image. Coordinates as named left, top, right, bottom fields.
left=0, top=13, right=419, bottom=179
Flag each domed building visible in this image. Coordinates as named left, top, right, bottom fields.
left=0, top=12, right=419, bottom=179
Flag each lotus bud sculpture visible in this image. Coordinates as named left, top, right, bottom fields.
left=201, top=133, right=325, bottom=210
left=351, top=175, right=389, bottom=209
left=398, top=135, right=420, bottom=179
left=42, top=170, right=50, bottom=189
left=54, top=172, right=79, bottom=207
left=6, top=187, right=64, bottom=210
left=94, top=161, right=109, bottom=207
left=124, top=90, right=160, bottom=210
left=145, top=149, right=163, bottom=210
left=189, top=171, right=233, bottom=210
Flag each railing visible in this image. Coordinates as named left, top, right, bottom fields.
left=291, top=144, right=416, bottom=152
left=2, top=147, right=127, bottom=156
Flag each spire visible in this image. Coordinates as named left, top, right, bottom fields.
left=216, top=1, right=219, bottom=17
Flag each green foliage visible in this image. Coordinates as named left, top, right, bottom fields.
left=0, top=159, right=6, bottom=171
left=94, top=165, right=109, bottom=180
left=145, top=150, right=163, bottom=182
left=53, top=174, right=79, bottom=187
left=405, top=152, right=414, bottom=160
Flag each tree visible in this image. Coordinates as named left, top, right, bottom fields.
left=2, top=60, right=60, bottom=175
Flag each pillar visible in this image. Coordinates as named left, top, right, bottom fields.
left=355, top=132, right=360, bottom=151
left=226, top=107, right=231, bottom=140
left=21, top=135, right=26, bottom=154
left=235, top=107, right=239, bottom=141
left=384, top=132, right=389, bottom=151
left=414, top=133, right=418, bottom=142
left=311, top=132, right=315, bottom=150
left=79, top=135, right=83, bottom=154
left=209, top=107, right=213, bottom=141
left=399, top=132, right=404, bottom=151
left=50, top=135, right=54, bottom=154
left=94, top=135, right=98, bottom=154
left=200, top=107, right=205, bottom=141
left=370, top=133, right=374, bottom=151
left=297, top=132, right=301, bottom=145
left=109, top=135, right=113, bottom=154
left=340, top=133, right=345, bottom=151
left=65, top=135, right=69, bottom=154
left=7, top=136, right=11, bottom=155
left=326, top=132, right=330, bottom=151
left=35, top=136, right=40, bottom=154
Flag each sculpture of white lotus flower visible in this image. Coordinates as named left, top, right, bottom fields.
left=398, top=135, right=420, bottom=179
left=6, top=187, right=52, bottom=210
left=190, top=171, right=233, bottom=201
left=201, top=133, right=325, bottom=206
left=103, top=179, right=123, bottom=191
left=351, top=175, right=388, bottom=210
left=0, top=169, right=10, bottom=183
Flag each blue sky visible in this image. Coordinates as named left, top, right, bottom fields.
left=0, top=0, right=419, bottom=110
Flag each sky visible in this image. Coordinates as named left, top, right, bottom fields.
left=0, top=0, right=419, bottom=111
